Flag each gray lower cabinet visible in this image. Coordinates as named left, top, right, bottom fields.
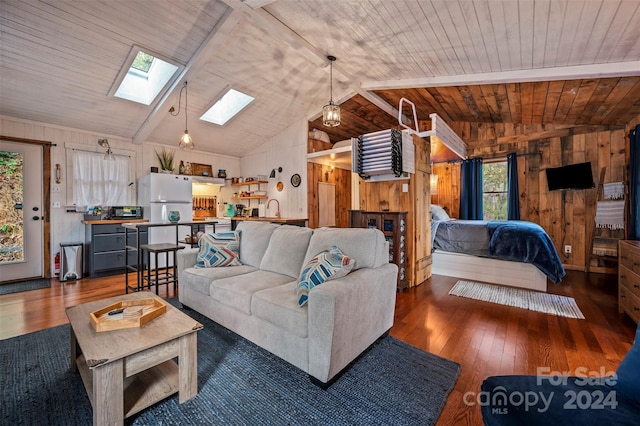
left=86, top=224, right=148, bottom=277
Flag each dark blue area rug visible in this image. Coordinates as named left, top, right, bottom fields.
left=0, top=278, right=50, bottom=295
left=1, top=301, right=460, bottom=425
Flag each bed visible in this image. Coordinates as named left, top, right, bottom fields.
left=430, top=208, right=566, bottom=292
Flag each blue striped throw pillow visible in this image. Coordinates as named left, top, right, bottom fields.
left=196, top=231, right=242, bottom=267
left=296, top=245, right=355, bottom=307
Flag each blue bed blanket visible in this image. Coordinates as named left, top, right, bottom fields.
left=486, top=221, right=566, bottom=284
left=432, top=220, right=566, bottom=284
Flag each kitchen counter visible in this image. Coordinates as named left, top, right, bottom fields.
left=81, top=219, right=149, bottom=225
left=230, top=216, right=307, bottom=230
left=230, top=217, right=307, bottom=223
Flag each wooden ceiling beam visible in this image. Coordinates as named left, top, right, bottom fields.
left=361, top=61, right=640, bottom=91
left=132, top=8, right=243, bottom=144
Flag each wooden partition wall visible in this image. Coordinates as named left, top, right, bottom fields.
left=359, top=133, right=432, bottom=287
left=433, top=122, right=628, bottom=273
left=306, top=138, right=352, bottom=229
left=307, top=133, right=432, bottom=287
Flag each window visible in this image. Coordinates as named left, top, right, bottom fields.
left=483, top=160, right=507, bottom=220
left=111, top=47, right=181, bottom=105
left=72, top=151, right=132, bottom=208
left=65, top=144, right=135, bottom=208
left=200, top=88, right=254, bottom=125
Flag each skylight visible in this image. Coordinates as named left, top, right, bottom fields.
left=200, top=88, right=254, bottom=125
left=112, top=48, right=180, bottom=105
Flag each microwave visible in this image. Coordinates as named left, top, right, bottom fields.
left=110, top=206, right=143, bottom=219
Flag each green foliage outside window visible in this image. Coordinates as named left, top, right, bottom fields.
left=132, top=52, right=154, bottom=73
left=483, top=161, right=507, bottom=220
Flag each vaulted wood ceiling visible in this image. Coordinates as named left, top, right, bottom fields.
left=310, top=77, right=640, bottom=143
left=2, top=1, right=640, bottom=155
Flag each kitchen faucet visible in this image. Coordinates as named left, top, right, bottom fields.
left=267, top=199, right=280, bottom=218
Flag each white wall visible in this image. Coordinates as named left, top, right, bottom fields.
left=240, top=118, right=308, bottom=218
left=1, top=115, right=240, bottom=276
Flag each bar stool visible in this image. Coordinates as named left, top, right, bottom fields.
left=138, top=243, right=185, bottom=294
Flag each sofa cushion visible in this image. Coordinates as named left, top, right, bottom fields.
left=181, top=265, right=258, bottom=295
left=260, top=225, right=313, bottom=278
left=252, top=282, right=308, bottom=338
left=209, top=270, right=295, bottom=315
left=196, top=231, right=241, bottom=267
left=303, top=227, right=387, bottom=271
left=236, top=221, right=280, bottom=268
left=616, top=322, right=640, bottom=404
left=296, top=245, right=355, bottom=306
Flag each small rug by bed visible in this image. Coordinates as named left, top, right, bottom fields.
left=2, top=300, right=461, bottom=425
left=449, top=280, right=585, bottom=319
left=0, top=278, right=50, bottom=295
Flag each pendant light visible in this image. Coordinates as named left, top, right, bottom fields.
left=322, top=55, right=340, bottom=127
left=169, top=81, right=195, bottom=150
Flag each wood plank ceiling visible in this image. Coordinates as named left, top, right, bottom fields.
left=310, top=77, right=640, bottom=143
left=1, top=0, right=640, bottom=154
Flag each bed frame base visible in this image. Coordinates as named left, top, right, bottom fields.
left=432, top=251, right=548, bottom=292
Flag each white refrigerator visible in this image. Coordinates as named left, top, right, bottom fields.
left=137, top=173, right=193, bottom=268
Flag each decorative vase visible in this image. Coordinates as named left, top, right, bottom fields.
left=218, top=169, right=227, bottom=178
left=168, top=210, right=180, bottom=223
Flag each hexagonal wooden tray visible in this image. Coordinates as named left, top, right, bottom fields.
left=89, top=298, right=167, bottom=332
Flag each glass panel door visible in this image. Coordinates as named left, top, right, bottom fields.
left=0, top=141, right=43, bottom=281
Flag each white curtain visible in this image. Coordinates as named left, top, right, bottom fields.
left=73, top=150, right=131, bottom=208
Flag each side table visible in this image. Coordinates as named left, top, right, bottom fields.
left=65, top=292, right=202, bottom=425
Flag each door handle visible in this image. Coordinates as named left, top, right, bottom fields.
left=32, top=216, right=40, bottom=221
left=32, top=206, right=39, bottom=211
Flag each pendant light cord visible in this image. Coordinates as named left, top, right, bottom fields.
left=330, top=60, right=333, bottom=103
left=184, top=81, right=188, bottom=130
left=327, top=55, right=336, bottom=104
left=168, top=81, right=188, bottom=117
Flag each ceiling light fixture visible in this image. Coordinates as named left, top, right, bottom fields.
left=322, top=55, right=340, bottom=127
left=97, top=138, right=114, bottom=160
left=169, top=81, right=195, bottom=150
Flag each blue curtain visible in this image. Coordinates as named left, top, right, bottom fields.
left=507, top=153, right=521, bottom=220
left=460, top=158, right=483, bottom=220
left=630, top=125, right=640, bottom=240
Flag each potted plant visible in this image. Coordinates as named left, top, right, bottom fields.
left=155, top=148, right=175, bottom=173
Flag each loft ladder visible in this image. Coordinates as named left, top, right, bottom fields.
left=586, top=167, right=625, bottom=273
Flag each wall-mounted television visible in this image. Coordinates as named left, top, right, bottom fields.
left=545, top=162, right=595, bottom=191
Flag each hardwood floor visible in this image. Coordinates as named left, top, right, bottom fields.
left=1, top=270, right=636, bottom=425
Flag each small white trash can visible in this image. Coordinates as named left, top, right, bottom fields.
left=60, top=242, right=83, bottom=282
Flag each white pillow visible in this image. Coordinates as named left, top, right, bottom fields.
left=430, top=205, right=450, bottom=221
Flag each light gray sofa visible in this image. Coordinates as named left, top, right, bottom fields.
left=177, top=221, right=398, bottom=385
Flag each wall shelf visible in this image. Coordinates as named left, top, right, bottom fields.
left=232, top=195, right=268, bottom=200
left=231, top=180, right=267, bottom=186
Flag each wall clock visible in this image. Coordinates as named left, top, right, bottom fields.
left=291, top=173, right=301, bottom=187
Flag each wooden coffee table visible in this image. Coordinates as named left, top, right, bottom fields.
left=65, top=292, right=202, bottom=425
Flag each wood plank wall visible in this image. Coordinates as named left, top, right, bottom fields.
left=306, top=138, right=352, bottom=229
left=433, top=122, right=628, bottom=272
left=431, top=162, right=460, bottom=219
